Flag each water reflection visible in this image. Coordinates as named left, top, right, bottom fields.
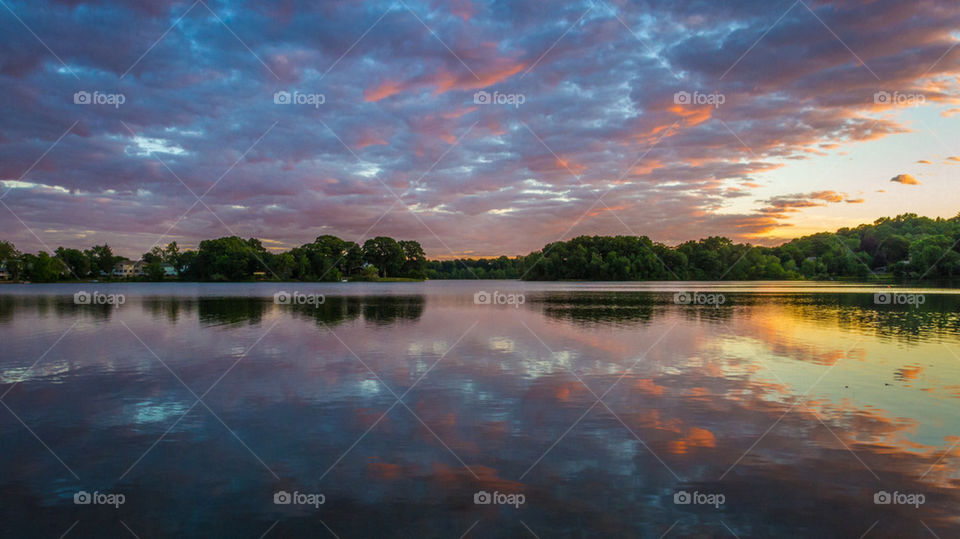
left=198, top=297, right=269, bottom=327
left=287, top=295, right=425, bottom=328
left=536, top=292, right=960, bottom=339
left=0, top=284, right=958, bottom=537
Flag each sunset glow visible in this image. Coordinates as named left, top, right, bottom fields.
left=1, top=1, right=958, bottom=258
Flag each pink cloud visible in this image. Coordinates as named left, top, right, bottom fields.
left=364, top=79, right=405, bottom=102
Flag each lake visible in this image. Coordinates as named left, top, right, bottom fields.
left=1, top=281, right=958, bottom=537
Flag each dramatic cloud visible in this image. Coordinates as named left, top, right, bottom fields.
left=890, top=174, right=921, bottom=185
left=757, top=190, right=861, bottom=219
left=0, top=0, right=958, bottom=257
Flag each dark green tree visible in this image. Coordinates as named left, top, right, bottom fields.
left=399, top=240, right=427, bottom=278
left=84, top=244, right=116, bottom=276
left=21, top=252, right=63, bottom=282
left=0, top=241, right=21, bottom=280
left=54, top=247, right=91, bottom=278
left=363, top=237, right=404, bottom=278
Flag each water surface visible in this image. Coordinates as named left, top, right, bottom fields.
left=1, top=281, right=959, bottom=537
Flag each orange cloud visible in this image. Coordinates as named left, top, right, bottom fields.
left=812, top=191, right=844, bottom=203
left=631, top=103, right=714, bottom=143
left=917, top=159, right=932, bottom=164
left=666, top=104, right=713, bottom=127
left=890, top=173, right=920, bottom=185
left=760, top=190, right=850, bottom=216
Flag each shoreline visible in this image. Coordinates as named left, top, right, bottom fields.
left=3, top=278, right=960, bottom=289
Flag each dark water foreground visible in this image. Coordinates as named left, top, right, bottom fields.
left=1, top=281, right=958, bottom=538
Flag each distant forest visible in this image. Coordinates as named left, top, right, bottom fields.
left=0, top=236, right=427, bottom=282
left=1, top=214, right=958, bottom=282
left=427, top=213, right=960, bottom=281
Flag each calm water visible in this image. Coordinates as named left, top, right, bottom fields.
left=1, top=281, right=959, bottom=538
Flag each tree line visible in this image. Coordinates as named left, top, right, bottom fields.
left=1, top=213, right=958, bottom=283
left=425, top=213, right=960, bottom=281
left=0, top=236, right=426, bottom=282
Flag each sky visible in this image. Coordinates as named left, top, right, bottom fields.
left=0, top=0, right=958, bottom=259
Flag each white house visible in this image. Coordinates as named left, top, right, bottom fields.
left=134, top=260, right=150, bottom=276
